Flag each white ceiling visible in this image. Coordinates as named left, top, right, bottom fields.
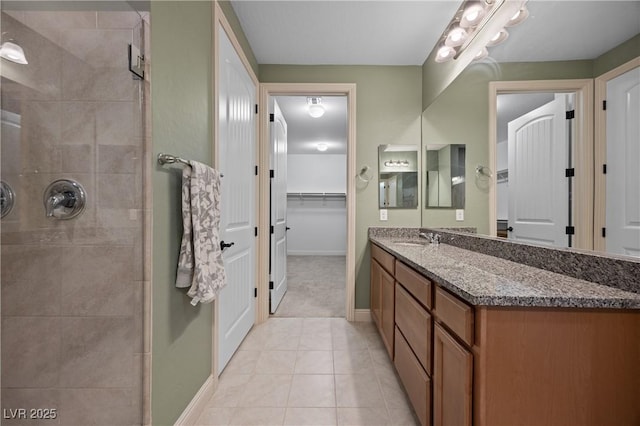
left=238, top=1, right=639, bottom=155
left=231, top=1, right=640, bottom=66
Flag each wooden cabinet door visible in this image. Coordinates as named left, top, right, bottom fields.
left=433, top=323, right=472, bottom=426
left=380, top=266, right=395, bottom=358
left=370, top=259, right=382, bottom=329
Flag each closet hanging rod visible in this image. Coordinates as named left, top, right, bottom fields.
left=286, top=192, right=346, bottom=198
left=157, top=153, right=190, bottom=166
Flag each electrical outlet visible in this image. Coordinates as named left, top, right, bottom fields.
left=380, top=209, right=388, bottom=221
left=456, top=209, right=464, bottom=221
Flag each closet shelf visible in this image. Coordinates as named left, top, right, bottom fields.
left=287, top=192, right=346, bottom=200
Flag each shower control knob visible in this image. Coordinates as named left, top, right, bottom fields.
left=43, top=179, right=86, bottom=220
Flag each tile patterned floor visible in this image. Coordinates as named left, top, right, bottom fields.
left=272, top=256, right=346, bottom=318
left=196, top=318, right=419, bottom=426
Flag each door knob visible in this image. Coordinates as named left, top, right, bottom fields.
left=286, top=227, right=291, bottom=231
left=507, top=226, right=514, bottom=232
left=220, top=240, right=235, bottom=251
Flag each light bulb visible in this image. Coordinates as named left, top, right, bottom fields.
left=486, top=29, right=508, bottom=47
left=445, top=27, right=468, bottom=47
left=316, top=143, right=328, bottom=152
left=506, top=6, right=529, bottom=27
left=460, top=4, right=485, bottom=28
left=435, top=45, right=456, bottom=63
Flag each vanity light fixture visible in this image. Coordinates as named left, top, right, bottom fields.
left=307, top=97, right=325, bottom=118
left=384, top=160, right=410, bottom=168
left=0, top=40, right=28, bottom=65
left=433, top=0, right=528, bottom=63
left=316, top=143, right=328, bottom=152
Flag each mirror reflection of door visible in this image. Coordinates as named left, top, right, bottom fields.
left=601, top=65, right=640, bottom=258
left=497, top=92, right=575, bottom=247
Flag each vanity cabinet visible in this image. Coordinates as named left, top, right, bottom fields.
left=369, top=241, right=640, bottom=426
left=370, top=243, right=395, bottom=357
left=433, top=323, right=472, bottom=426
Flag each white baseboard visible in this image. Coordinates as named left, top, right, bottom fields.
left=174, top=374, right=216, bottom=426
left=354, top=309, right=372, bottom=322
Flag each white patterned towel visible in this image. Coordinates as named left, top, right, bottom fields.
left=175, top=161, right=227, bottom=305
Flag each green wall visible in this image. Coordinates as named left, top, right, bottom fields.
left=151, top=2, right=257, bottom=424
left=151, top=2, right=213, bottom=425
left=260, top=65, right=423, bottom=309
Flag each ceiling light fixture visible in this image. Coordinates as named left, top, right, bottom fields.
left=307, top=97, right=325, bottom=118
left=433, top=0, right=528, bottom=63
left=316, top=143, right=328, bottom=152
left=0, top=40, right=28, bottom=65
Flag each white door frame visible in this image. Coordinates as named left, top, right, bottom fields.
left=488, top=79, right=594, bottom=250
left=212, top=3, right=260, bottom=379
left=594, top=57, right=640, bottom=252
left=258, top=83, right=357, bottom=323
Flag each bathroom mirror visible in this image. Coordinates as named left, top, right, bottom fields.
left=425, top=144, right=465, bottom=209
left=378, top=144, right=418, bottom=209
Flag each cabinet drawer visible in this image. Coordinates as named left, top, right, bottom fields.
left=371, top=243, right=395, bottom=275
left=395, top=284, right=432, bottom=374
left=435, top=286, right=474, bottom=346
left=394, top=327, right=430, bottom=426
left=395, top=261, right=432, bottom=309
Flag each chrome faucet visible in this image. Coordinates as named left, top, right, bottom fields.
left=419, top=232, right=440, bottom=245
left=45, top=192, right=73, bottom=217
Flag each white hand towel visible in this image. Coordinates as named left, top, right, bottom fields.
left=175, top=161, right=227, bottom=305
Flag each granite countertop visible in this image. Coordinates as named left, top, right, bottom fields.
left=370, top=235, right=640, bottom=309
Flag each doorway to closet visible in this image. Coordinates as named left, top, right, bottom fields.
left=269, top=95, right=348, bottom=317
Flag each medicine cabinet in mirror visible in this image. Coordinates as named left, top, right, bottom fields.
left=378, top=144, right=419, bottom=209
left=425, top=144, right=465, bottom=209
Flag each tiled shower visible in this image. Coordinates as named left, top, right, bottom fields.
left=1, top=4, right=150, bottom=425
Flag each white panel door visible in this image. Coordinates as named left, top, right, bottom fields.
left=270, top=100, right=288, bottom=313
left=606, top=66, right=640, bottom=257
left=508, top=94, right=569, bottom=246
left=218, top=27, right=256, bottom=373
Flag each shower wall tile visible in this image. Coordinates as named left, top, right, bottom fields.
left=94, top=67, right=138, bottom=101
left=98, top=144, right=139, bottom=174
left=58, top=388, right=140, bottom=426
left=1, top=246, right=61, bottom=316
left=1, top=317, right=61, bottom=388
left=60, top=144, right=93, bottom=173
left=58, top=246, right=136, bottom=316
left=61, top=51, right=96, bottom=101
left=96, top=101, right=135, bottom=145
left=97, top=173, right=142, bottom=209
left=22, top=11, right=97, bottom=45
left=59, top=29, right=132, bottom=69
left=97, top=11, right=141, bottom=29
left=60, top=101, right=96, bottom=144
left=59, top=317, right=136, bottom=388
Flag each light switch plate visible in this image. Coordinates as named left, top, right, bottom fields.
left=380, top=209, right=388, bottom=221
left=456, top=209, right=464, bottom=221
